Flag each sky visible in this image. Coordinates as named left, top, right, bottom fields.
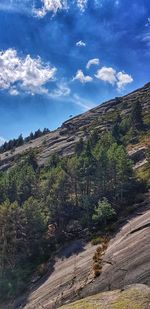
left=0, top=0, right=150, bottom=143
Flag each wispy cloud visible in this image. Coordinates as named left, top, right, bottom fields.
left=73, top=70, right=93, bottom=83
left=49, top=82, right=70, bottom=98
left=0, top=1, right=32, bottom=15
left=72, top=94, right=95, bottom=111
left=86, top=58, right=100, bottom=69
left=137, top=17, right=150, bottom=47
left=141, top=31, right=150, bottom=47
left=145, top=17, right=150, bottom=27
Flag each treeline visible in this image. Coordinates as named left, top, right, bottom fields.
left=0, top=128, right=50, bottom=153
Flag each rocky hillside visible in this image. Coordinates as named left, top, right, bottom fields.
left=1, top=82, right=150, bottom=309
left=8, top=199, right=150, bottom=309
left=0, top=82, right=150, bottom=170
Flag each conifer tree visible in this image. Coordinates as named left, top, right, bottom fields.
left=130, top=100, right=143, bottom=131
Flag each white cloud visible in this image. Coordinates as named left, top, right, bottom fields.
left=95, top=66, right=133, bottom=90
left=76, top=40, right=86, bottom=47
left=0, top=0, right=89, bottom=17
left=34, top=0, right=67, bottom=18
left=95, top=66, right=117, bottom=85
left=86, top=58, right=100, bottom=69
left=116, top=72, right=133, bottom=90
left=73, top=70, right=93, bottom=83
left=0, top=49, right=56, bottom=95
left=76, top=0, right=87, bottom=12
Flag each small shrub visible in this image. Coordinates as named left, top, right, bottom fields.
left=91, top=236, right=103, bottom=246
left=93, top=262, right=101, bottom=271
left=96, top=246, right=102, bottom=254
left=93, top=262, right=102, bottom=277
left=92, top=237, right=110, bottom=278
left=93, top=255, right=98, bottom=262
left=102, top=242, right=108, bottom=251
left=94, top=269, right=101, bottom=278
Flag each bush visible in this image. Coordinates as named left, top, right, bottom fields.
left=94, top=269, right=101, bottom=278
left=93, top=261, right=102, bottom=278
left=92, top=198, right=116, bottom=227
left=91, top=236, right=103, bottom=246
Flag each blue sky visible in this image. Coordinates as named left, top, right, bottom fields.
left=0, top=0, right=150, bottom=143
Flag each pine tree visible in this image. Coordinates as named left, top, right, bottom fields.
left=130, top=100, right=143, bottom=131
left=92, top=198, right=116, bottom=227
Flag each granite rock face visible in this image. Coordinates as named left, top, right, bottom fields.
left=80, top=208, right=150, bottom=299
left=8, top=203, right=149, bottom=309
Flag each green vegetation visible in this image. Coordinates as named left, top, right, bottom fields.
left=60, top=286, right=150, bottom=309
left=112, top=100, right=144, bottom=145
left=91, top=236, right=104, bottom=246
left=0, top=133, right=139, bottom=301
left=0, top=128, right=50, bottom=153
left=0, top=99, right=149, bottom=302
left=136, top=146, right=150, bottom=187
left=92, top=198, right=116, bottom=227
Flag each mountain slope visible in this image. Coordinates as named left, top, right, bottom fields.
left=1, top=82, right=150, bottom=308
left=0, top=82, right=150, bottom=170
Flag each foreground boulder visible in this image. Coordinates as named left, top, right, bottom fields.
left=80, top=208, right=150, bottom=299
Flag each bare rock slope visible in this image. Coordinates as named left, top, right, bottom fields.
left=17, top=241, right=98, bottom=309
left=80, top=207, right=150, bottom=299
left=11, top=203, right=150, bottom=309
